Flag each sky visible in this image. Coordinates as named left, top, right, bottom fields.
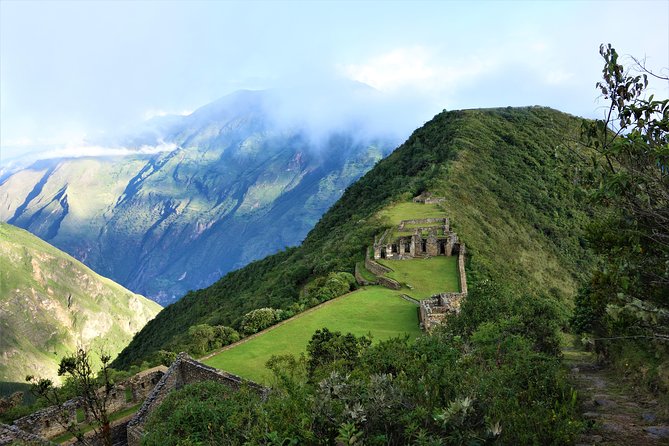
left=1, top=0, right=668, bottom=162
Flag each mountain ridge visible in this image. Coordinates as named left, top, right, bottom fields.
left=113, top=105, right=595, bottom=368
left=0, top=89, right=398, bottom=303
left=0, top=222, right=161, bottom=385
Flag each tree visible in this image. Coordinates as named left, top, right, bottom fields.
left=575, top=44, right=669, bottom=338
left=240, top=308, right=281, bottom=335
left=27, top=349, right=114, bottom=446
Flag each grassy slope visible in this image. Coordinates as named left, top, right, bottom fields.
left=0, top=222, right=162, bottom=386
left=203, top=286, right=421, bottom=383
left=114, top=106, right=593, bottom=369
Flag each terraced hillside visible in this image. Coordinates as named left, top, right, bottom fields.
left=0, top=222, right=162, bottom=386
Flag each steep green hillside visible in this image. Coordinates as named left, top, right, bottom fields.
left=0, top=223, right=161, bottom=386
left=0, top=90, right=394, bottom=304
left=114, top=106, right=593, bottom=369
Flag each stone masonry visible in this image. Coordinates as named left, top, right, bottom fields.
left=126, top=353, right=268, bottom=446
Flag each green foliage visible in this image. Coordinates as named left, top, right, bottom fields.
left=301, top=271, right=356, bottom=304
left=184, top=324, right=241, bottom=356
left=574, top=45, right=669, bottom=395
left=142, top=381, right=265, bottom=446
left=240, top=308, right=282, bottom=335
left=306, top=328, right=371, bottom=381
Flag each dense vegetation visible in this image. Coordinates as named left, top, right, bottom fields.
left=114, top=106, right=593, bottom=370
left=571, top=45, right=669, bottom=401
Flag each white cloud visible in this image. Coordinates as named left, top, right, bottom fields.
left=341, top=46, right=498, bottom=95
left=40, top=141, right=178, bottom=159
left=143, top=109, right=193, bottom=120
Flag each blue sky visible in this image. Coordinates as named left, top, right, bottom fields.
left=1, top=0, right=667, bottom=161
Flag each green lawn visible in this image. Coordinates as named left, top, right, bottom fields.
left=378, top=202, right=445, bottom=225
left=378, top=256, right=460, bottom=299
left=203, top=287, right=421, bottom=383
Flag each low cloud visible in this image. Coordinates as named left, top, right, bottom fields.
left=39, top=141, right=177, bottom=159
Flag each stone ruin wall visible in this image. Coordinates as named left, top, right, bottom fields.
left=364, top=256, right=392, bottom=277
left=354, top=263, right=377, bottom=286
left=127, top=353, right=268, bottom=446
left=419, top=245, right=468, bottom=331
left=8, top=367, right=165, bottom=442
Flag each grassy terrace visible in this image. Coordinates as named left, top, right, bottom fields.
left=378, top=256, right=460, bottom=299
left=203, top=287, right=421, bottom=383
left=378, top=202, right=445, bottom=225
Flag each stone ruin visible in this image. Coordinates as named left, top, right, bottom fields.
left=2, top=366, right=166, bottom=445
left=126, top=353, right=268, bottom=446
left=412, top=191, right=446, bottom=204
left=373, top=217, right=459, bottom=260
left=367, top=197, right=469, bottom=331
left=2, top=353, right=268, bottom=446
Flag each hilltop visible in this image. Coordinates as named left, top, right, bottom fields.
left=114, top=105, right=594, bottom=369
left=0, top=222, right=161, bottom=386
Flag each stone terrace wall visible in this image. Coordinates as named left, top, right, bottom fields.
left=0, top=423, right=55, bottom=445
left=127, top=353, right=268, bottom=446
left=377, top=276, right=401, bottom=290
left=354, top=263, right=377, bottom=286
left=11, top=367, right=165, bottom=442
left=458, top=244, right=468, bottom=294
left=365, top=257, right=392, bottom=276
left=397, top=218, right=447, bottom=229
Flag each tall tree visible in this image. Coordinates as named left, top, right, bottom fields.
left=575, top=44, right=669, bottom=338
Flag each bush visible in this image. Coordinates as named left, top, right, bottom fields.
left=240, top=308, right=281, bottom=335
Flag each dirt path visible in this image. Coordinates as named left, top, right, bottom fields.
left=563, top=346, right=669, bottom=445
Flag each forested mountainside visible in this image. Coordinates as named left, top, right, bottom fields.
left=0, top=90, right=395, bottom=304
left=0, top=222, right=161, bottom=385
left=115, top=106, right=594, bottom=369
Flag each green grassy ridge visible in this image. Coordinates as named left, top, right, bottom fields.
left=0, top=222, right=161, bottom=386
left=203, top=286, right=421, bottom=383
left=114, top=106, right=595, bottom=369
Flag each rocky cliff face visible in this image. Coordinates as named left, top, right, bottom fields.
left=0, top=90, right=395, bottom=303
left=0, top=222, right=162, bottom=384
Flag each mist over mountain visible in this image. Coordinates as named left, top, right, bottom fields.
left=0, top=88, right=400, bottom=303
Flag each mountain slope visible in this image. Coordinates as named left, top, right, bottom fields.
left=0, top=222, right=161, bottom=384
left=0, top=90, right=395, bottom=303
left=114, top=106, right=594, bottom=368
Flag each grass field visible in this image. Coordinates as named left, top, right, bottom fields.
left=378, top=202, right=445, bottom=225
left=378, top=256, right=460, bottom=299
left=203, top=287, right=421, bottom=383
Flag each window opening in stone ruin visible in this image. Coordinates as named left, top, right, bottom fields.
left=439, top=241, right=446, bottom=255
left=421, top=239, right=427, bottom=252
left=141, top=382, right=145, bottom=389
left=45, top=420, right=50, bottom=428
left=380, top=247, right=386, bottom=259
left=405, top=241, right=411, bottom=253
left=392, top=244, right=398, bottom=253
